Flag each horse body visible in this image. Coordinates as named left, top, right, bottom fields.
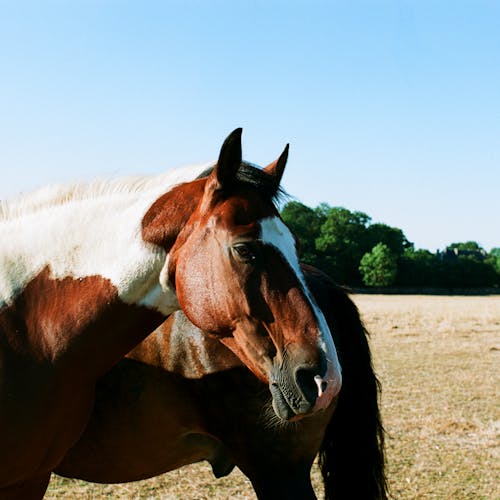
left=0, top=130, right=342, bottom=498
left=56, top=266, right=387, bottom=499
left=55, top=282, right=335, bottom=498
left=0, top=167, right=206, bottom=490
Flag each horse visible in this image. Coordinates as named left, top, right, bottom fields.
left=55, top=265, right=387, bottom=499
left=0, top=129, right=342, bottom=499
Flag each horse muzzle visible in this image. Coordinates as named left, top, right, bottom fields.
left=269, top=357, right=342, bottom=421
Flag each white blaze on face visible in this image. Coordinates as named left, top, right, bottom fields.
left=259, top=216, right=342, bottom=405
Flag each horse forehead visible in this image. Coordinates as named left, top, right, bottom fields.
left=216, top=192, right=276, bottom=225
left=259, top=217, right=299, bottom=264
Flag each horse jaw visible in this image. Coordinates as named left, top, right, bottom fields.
left=219, top=321, right=274, bottom=383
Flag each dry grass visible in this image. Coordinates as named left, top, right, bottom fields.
left=46, top=295, right=500, bottom=499
left=356, top=295, right=500, bottom=500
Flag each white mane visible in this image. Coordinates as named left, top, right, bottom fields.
left=0, top=162, right=214, bottom=222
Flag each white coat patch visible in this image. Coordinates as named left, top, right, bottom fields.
left=0, top=163, right=213, bottom=313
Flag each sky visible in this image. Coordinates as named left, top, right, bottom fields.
left=1, top=1, right=499, bottom=252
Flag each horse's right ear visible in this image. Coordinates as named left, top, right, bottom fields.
left=263, top=143, right=289, bottom=187
left=208, top=128, right=242, bottom=192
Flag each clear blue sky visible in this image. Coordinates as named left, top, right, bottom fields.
left=1, top=1, right=499, bottom=252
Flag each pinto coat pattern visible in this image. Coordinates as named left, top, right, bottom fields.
left=0, top=130, right=341, bottom=498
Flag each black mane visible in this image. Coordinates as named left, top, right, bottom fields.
left=197, top=162, right=287, bottom=205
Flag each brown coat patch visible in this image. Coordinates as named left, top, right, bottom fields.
left=0, top=267, right=164, bottom=489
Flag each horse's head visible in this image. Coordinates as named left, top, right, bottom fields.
left=143, top=129, right=341, bottom=421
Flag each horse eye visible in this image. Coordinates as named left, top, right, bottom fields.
left=233, top=243, right=257, bottom=263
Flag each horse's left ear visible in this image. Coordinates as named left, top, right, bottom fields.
left=263, top=144, right=289, bottom=187
left=211, top=128, right=243, bottom=191
left=199, top=128, right=242, bottom=213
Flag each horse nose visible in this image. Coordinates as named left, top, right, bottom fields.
left=295, top=364, right=340, bottom=414
left=295, top=365, right=325, bottom=407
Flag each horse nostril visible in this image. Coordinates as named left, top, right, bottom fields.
left=314, top=375, right=328, bottom=396
left=295, top=366, right=320, bottom=405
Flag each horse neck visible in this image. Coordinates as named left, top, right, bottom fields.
left=129, top=312, right=243, bottom=379
left=1, top=162, right=214, bottom=310
left=2, top=195, right=158, bottom=304
left=0, top=177, right=209, bottom=377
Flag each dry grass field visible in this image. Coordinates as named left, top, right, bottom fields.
left=46, top=295, right=500, bottom=499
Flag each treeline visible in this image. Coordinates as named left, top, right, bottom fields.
left=281, top=201, right=500, bottom=288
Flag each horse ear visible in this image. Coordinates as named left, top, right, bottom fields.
left=263, top=143, right=289, bottom=186
left=211, top=128, right=243, bottom=190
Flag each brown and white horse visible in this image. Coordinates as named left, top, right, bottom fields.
left=55, top=265, right=387, bottom=499
left=0, top=130, right=341, bottom=498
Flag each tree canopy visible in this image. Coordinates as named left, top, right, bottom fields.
left=280, top=201, right=499, bottom=288
left=359, top=243, right=398, bottom=286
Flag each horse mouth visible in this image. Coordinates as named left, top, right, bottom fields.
left=269, top=382, right=294, bottom=420
left=269, top=381, right=312, bottom=421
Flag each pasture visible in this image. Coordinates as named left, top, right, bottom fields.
left=46, top=294, right=499, bottom=499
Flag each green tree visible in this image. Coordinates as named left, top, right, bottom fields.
left=315, top=206, right=371, bottom=284
left=282, top=200, right=498, bottom=287
left=359, top=243, right=397, bottom=286
left=365, top=223, right=413, bottom=256
left=448, top=241, right=484, bottom=252
left=397, top=248, right=438, bottom=286
left=486, top=247, right=500, bottom=273
left=487, top=248, right=500, bottom=286
left=442, top=257, right=498, bottom=287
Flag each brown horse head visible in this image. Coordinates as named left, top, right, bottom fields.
left=143, top=129, right=341, bottom=420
